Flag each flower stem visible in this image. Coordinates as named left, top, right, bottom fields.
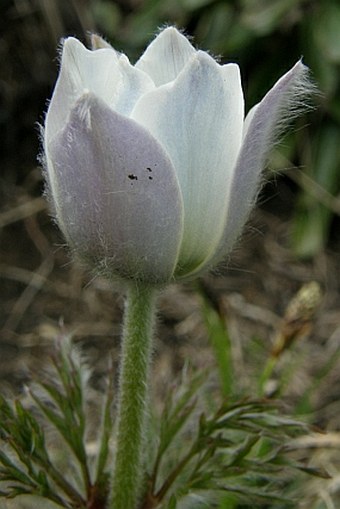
left=110, top=283, right=157, bottom=509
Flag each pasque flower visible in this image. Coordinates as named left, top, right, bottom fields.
left=44, top=27, right=311, bottom=285
left=42, top=28, right=315, bottom=509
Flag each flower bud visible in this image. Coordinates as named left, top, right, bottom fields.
left=43, top=27, right=313, bottom=285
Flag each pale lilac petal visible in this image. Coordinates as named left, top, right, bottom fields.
left=46, top=94, right=183, bottom=284
left=135, top=27, right=196, bottom=86
left=45, top=38, right=154, bottom=145
left=132, top=53, right=244, bottom=277
left=209, top=60, right=311, bottom=268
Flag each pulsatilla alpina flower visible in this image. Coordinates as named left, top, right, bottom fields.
left=44, top=27, right=311, bottom=285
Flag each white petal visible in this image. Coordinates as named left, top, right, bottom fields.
left=210, top=60, right=312, bottom=267
left=135, top=27, right=196, bottom=86
left=45, top=38, right=154, bottom=145
left=132, top=53, right=244, bottom=277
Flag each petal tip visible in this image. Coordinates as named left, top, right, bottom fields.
left=90, top=33, right=113, bottom=50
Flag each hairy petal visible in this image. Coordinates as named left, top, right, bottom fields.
left=45, top=38, right=154, bottom=144
left=135, top=27, right=196, bottom=86
left=46, top=94, right=183, bottom=284
left=132, top=52, right=244, bottom=277
left=211, top=60, right=313, bottom=266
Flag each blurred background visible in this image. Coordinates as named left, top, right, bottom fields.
left=0, top=1, right=340, bottom=506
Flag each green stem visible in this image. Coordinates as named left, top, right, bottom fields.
left=110, top=283, right=157, bottom=509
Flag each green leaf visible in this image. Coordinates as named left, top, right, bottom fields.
left=227, top=435, right=261, bottom=467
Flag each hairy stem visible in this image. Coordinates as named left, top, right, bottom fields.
left=110, top=283, right=157, bottom=509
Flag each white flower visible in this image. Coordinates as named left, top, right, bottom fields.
left=43, top=27, right=311, bottom=285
